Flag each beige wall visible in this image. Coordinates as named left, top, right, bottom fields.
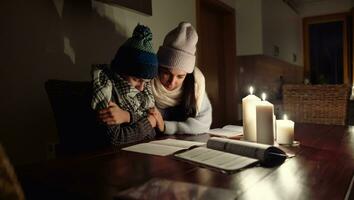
left=299, top=0, right=352, bottom=17
left=92, top=0, right=196, bottom=52
left=235, top=0, right=302, bottom=66
left=235, top=0, right=263, bottom=55
left=0, top=0, right=197, bottom=165
left=262, top=0, right=302, bottom=66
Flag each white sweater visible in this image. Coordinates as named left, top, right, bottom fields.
left=161, top=93, right=212, bottom=135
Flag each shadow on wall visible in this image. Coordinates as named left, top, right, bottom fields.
left=0, top=0, right=126, bottom=165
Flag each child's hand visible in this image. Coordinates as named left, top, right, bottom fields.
left=98, top=101, right=130, bottom=125
left=149, top=107, right=165, bottom=132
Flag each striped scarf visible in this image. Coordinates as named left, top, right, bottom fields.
left=91, top=65, right=155, bottom=119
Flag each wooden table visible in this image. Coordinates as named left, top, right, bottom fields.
left=17, top=123, right=354, bottom=200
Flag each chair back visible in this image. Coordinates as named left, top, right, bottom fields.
left=45, top=80, right=107, bottom=156
left=283, top=84, right=349, bottom=125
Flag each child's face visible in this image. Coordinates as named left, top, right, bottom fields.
left=158, top=67, right=187, bottom=91
left=125, top=76, right=150, bottom=91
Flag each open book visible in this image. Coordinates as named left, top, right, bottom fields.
left=174, top=137, right=287, bottom=173
left=207, top=125, right=243, bottom=138
left=122, top=139, right=205, bottom=156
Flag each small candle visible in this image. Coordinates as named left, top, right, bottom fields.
left=242, top=86, right=261, bottom=142
left=256, top=93, right=275, bottom=145
left=276, top=114, right=295, bottom=144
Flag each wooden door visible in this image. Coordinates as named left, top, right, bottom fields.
left=197, top=0, right=238, bottom=128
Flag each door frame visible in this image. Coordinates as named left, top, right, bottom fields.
left=196, top=0, right=238, bottom=125
left=303, top=12, right=350, bottom=84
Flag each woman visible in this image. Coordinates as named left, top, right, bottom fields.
left=150, top=22, right=212, bottom=135
left=91, top=24, right=160, bottom=145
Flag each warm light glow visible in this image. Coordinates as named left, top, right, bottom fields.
left=238, top=172, right=279, bottom=199
left=277, top=161, right=303, bottom=197
left=348, top=126, right=354, bottom=153
left=284, top=114, right=288, bottom=120
left=261, top=93, right=266, bottom=101
left=249, top=86, right=254, bottom=95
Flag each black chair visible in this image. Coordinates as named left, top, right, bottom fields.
left=45, top=80, right=107, bottom=156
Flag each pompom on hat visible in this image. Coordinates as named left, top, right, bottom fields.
left=157, top=22, right=198, bottom=74
left=111, top=24, right=158, bottom=79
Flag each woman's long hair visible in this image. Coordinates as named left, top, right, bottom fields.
left=181, top=71, right=197, bottom=119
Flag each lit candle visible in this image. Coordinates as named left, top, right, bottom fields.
left=256, top=93, right=275, bottom=145
left=276, top=114, right=295, bottom=145
left=242, top=86, right=261, bottom=142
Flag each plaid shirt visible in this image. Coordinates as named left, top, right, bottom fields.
left=91, top=65, right=156, bottom=145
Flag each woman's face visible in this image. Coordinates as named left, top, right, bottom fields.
left=125, top=76, right=150, bottom=91
left=159, top=67, right=187, bottom=91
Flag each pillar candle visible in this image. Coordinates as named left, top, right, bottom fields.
left=242, top=87, right=261, bottom=142
left=276, top=114, right=295, bottom=144
left=256, top=93, right=275, bottom=145
left=273, top=114, right=277, bottom=140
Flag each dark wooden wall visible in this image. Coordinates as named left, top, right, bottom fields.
left=237, top=55, right=304, bottom=101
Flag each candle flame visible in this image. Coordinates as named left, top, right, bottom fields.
left=249, top=86, right=254, bottom=95
left=261, top=93, right=266, bottom=101
left=284, top=114, right=288, bottom=120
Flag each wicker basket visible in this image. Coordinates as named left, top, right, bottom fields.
left=283, top=84, right=350, bottom=125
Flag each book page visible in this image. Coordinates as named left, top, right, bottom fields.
left=222, top=125, right=243, bottom=132
left=207, top=129, right=243, bottom=138
left=122, top=139, right=206, bottom=156
left=207, top=125, right=243, bottom=138
left=175, top=147, right=257, bottom=172
left=122, top=143, right=185, bottom=156
left=150, top=139, right=205, bottom=148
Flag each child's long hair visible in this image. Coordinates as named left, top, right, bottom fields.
left=180, top=71, right=197, bottom=120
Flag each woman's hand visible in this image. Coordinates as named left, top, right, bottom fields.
left=98, top=101, right=130, bottom=125
left=149, top=107, right=165, bottom=132
left=147, top=114, right=157, bottom=128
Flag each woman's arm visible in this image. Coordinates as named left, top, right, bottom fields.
left=164, top=93, right=212, bottom=135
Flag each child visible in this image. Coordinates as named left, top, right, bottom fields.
left=91, top=24, right=159, bottom=145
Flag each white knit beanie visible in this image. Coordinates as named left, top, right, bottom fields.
left=157, top=22, right=198, bottom=73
